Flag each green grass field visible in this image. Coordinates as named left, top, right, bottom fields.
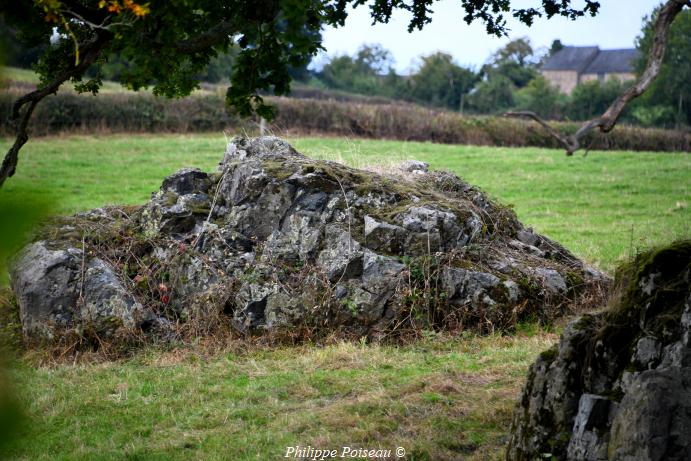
left=1, top=66, right=220, bottom=95
left=0, top=134, right=689, bottom=460
left=4, top=332, right=554, bottom=461
left=0, top=67, right=40, bottom=85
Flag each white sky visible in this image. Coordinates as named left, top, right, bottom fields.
left=318, top=0, right=659, bottom=73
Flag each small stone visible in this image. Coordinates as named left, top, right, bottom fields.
left=516, top=228, right=540, bottom=247
left=639, top=272, right=660, bottom=295
left=333, top=285, right=348, bottom=299
left=442, top=267, right=500, bottom=307
left=316, top=225, right=363, bottom=282
left=566, top=394, right=611, bottom=460
left=233, top=282, right=276, bottom=330
left=264, top=292, right=303, bottom=328
left=160, top=168, right=211, bottom=195
left=503, top=280, right=521, bottom=303
left=534, top=267, right=567, bottom=294
left=509, top=239, right=545, bottom=257
left=399, top=160, right=429, bottom=173
left=363, top=216, right=406, bottom=253
left=632, top=336, right=661, bottom=368
left=362, top=251, right=405, bottom=280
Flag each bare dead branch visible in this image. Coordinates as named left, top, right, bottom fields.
left=504, top=111, right=579, bottom=153
left=505, top=0, right=690, bottom=156
left=598, top=0, right=690, bottom=131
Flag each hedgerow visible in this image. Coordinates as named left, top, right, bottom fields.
left=1, top=90, right=688, bottom=152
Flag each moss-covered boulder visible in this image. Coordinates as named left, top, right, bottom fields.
left=10, top=136, right=608, bottom=344
left=507, top=240, right=691, bottom=460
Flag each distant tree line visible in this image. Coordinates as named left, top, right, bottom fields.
left=311, top=8, right=689, bottom=129
left=309, top=16, right=689, bottom=130
left=2, top=9, right=688, bottom=129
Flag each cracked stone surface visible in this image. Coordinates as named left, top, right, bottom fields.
left=507, top=240, right=691, bottom=461
left=11, top=136, right=608, bottom=342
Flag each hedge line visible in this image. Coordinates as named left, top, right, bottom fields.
left=1, top=90, right=689, bottom=152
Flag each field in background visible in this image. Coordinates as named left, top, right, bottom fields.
left=2, top=66, right=689, bottom=153
left=1, top=134, right=688, bottom=272
left=0, top=134, right=688, bottom=460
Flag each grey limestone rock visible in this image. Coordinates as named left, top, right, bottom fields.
left=11, top=241, right=159, bottom=340
left=10, top=136, right=608, bottom=343
left=534, top=267, right=568, bottom=295
left=399, top=160, right=429, bottom=174
left=507, top=241, right=691, bottom=461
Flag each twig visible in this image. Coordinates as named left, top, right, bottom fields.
left=334, top=174, right=353, bottom=285
left=504, top=110, right=578, bottom=154
left=192, top=169, right=229, bottom=249
left=78, top=234, right=87, bottom=307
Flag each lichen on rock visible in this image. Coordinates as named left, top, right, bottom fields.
left=506, top=240, right=691, bottom=461
left=10, top=136, right=608, bottom=345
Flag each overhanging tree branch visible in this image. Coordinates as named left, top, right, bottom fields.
left=0, top=13, right=245, bottom=190
left=0, top=33, right=112, bottom=188
left=505, top=0, right=690, bottom=156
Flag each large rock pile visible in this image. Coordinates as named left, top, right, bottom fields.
left=11, top=137, right=607, bottom=343
left=507, top=240, right=691, bottom=460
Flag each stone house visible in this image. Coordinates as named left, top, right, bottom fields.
left=541, top=46, right=639, bottom=94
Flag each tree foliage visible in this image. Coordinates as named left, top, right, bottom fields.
left=548, top=39, right=564, bottom=57
left=567, top=79, right=628, bottom=121
left=0, top=0, right=620, bottom=186
left=484, top=37, right=538, bottom=88
left=0, top=22, right=44, bottom=68
left=468, top=38, right=538, bottom=113
left=513, top=75, right=563, bottom=118
left=319, top=44, right=396, bottom=95
left=1, top=0, right=600, bottom=116
left=409, top=52, right=478, bottom=110
left=468, top=75, right=515, bottom=113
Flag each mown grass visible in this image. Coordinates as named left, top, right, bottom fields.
left=3, top=331, right=554, bottom=461
left=0, top=133, right=688, bottom=460
left=1, top=134, right=688, bottom=272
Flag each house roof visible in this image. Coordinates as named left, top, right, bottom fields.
left=583, top=49, right=639, bottom=74
left=542, top=46, right=599, bottom=72
left=541, top=46, right=639, bottom=75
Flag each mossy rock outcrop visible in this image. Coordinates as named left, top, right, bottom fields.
left=10, top=136, right=608, bottom=344
left=507, top=240, right=691, bottom=460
